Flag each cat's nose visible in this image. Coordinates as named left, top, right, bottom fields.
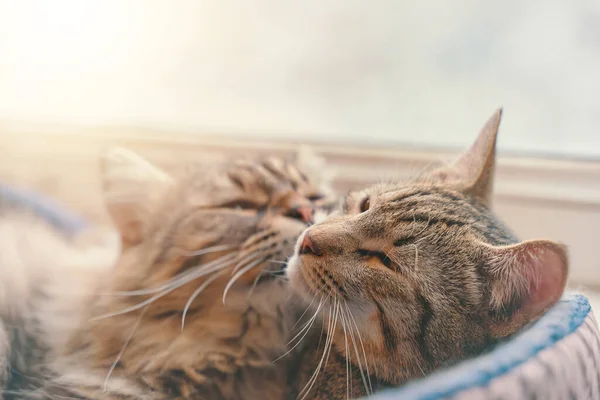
left=300, top=232, right=322, bottom=256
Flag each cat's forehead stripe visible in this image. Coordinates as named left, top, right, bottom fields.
left=365, top=187, right=517, bottom=245
left=386, top=188, right=476, bottom=211
left=382, top=189, right=474, bottom=219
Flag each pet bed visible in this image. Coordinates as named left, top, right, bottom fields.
left=372, top=294, right=599, bottom=399
left=2, top=183, right=599, bottom=400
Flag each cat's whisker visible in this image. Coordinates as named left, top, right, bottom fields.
left=342, top=304, right=368, bottom=396
left=91, top=258, right=235, bottom=320
left=298, top=299, right=336, bottom=400
left=263, top=270, right=286, bottom=276
left=344, top=300, right=373, bottom=395
left=103, top=306, right=147, bottom=392
left=291, top=284, right=327, bottom=332
left=178, top=244, right=238, bottom=257
left=339, top=304, right=351, bottom=400
left=416, top=232, right=435, bottom=244
left=106, top=254, right=236, bottom=297
left=242, top=228, right=276, bottom=248
left=408, top=211, right=417, bottom=237
left=173, top=254, right=237, bottom=287
left=415, top=214, right=432, bottom=236
left=297, top=306, right=330, bottom=399
left=303, top=297, right=341, bottom=400
left=222, top=257, right=265, bottom=304
left=322, top=298, right=340, bottom=373
left=247, top=270, right=266, bottom=298
left=283, top=297, right=324, bottom=347
left=353, top=309, right=374, bottom=395
left=181, top=269, right=228, bottom=331
left=273, top=299, right=324, bottom=363
left=230, top=252, right=261, bottom=275
left=247, top=254, right=287, bottom=293
left=247, top=260, right=285, bottom=298
left=268, top=260, right=288, bottom=265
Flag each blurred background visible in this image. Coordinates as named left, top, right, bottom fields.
left=1, top=0, right=600, bottom=295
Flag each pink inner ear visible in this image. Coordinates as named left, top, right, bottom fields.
left=488, top=240, right=568, bottom=319
left=524, top=243, right=567, bottom=314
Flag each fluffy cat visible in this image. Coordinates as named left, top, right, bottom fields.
left=1, top=149, right=335, bottom=399
left=286, top=109, right=569, bottom=399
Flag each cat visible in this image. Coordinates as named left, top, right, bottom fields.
left=1, top=148, right=335, bottom=399
left=0, top=188, right=122, bottom=399
left=286, top=109, right=569, bottom=399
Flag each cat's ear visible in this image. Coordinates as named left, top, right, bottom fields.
left=101, top=148, right=173, bottom=246
left=295, top=145, right=336, bottom=190
left=430, top=109, right=502, bottom=206
left=479, top=239, right=568, bottom=337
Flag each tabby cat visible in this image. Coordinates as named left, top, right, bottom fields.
left=286, top=109, right=569, bottom=399
left=1, top=148, right=335, bottom=399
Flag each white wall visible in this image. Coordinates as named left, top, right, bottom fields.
left=1, top=0, right=600, bottom=157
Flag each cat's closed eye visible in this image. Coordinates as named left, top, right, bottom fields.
left=358, top=249, right=392, bottom=268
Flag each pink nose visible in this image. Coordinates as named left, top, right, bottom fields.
left=300, top=232, right=322, bottom=256
left=295, top=206, right=314, bottom=224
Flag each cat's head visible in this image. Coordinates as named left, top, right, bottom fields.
left=100, top=147, right=336, bottom=312
left=286, top=110, right=568, bottom=385
left=37, top=151, right=335, bottom=399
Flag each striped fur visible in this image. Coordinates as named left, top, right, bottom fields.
left=1, top=150, right=335, bottom=399
left=286, top=110, right=570, bottom=399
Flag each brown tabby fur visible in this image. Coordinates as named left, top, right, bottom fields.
left=5, top=150, right=335, bottom=399
left=287, top=110, right=569, bottom=399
